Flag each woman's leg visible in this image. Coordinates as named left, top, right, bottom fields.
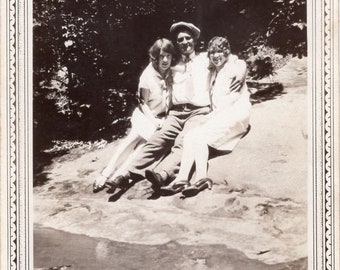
left=95, top=131, right=141, bottom=186
left=192, top=142, right=209, bottom=181
left=111, top=140, right=145, bottom=179
left=172, top=147, right=194, bottom=183
left=171, top=131, right=198, bottom=183
left=174, top=130, right=210, bottom=183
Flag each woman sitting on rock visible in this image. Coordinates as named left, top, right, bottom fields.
left=161, top=36, right=251, bottom=196
left=93, top=38, right=176, bottom=193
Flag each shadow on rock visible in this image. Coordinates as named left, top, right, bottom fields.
left=107, top=179, right=155, bottom=202
left=147, top=191, right=162, bottom=200
left=34, top=172, right=53, bottom=187
left=248, top=81, right=285, bottom=105
left=34, top=151, right=68, bottom=187
left=107, top=184, right=133, bottom=202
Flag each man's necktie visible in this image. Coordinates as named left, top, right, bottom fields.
left=161, top=71, right=173, bottom=113
left=184, top=56, right=191, bottom=72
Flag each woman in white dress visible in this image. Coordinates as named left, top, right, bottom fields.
left=93, top=38, right=176, bottom=192
left=161, top=36, right=251, bottom=196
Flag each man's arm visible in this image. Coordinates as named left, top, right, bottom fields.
left=139, top=88, right=163, bottom=127
left=230, top=60, right=247, bottom=92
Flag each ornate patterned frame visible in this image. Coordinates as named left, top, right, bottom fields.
left=1, top=0, right=339, bottom=269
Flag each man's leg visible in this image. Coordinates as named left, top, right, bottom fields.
left=123, top=114, right=183, bottom=178
left=154, top=108, right=210, bottom=180
left=105, top=114, right=184, bottom=191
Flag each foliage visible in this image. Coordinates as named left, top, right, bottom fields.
left=33, top=0, right=306, bottom=154
left=266, top=0, right=307, bottom=57
left=197, top=0, right=306, bottom=79
left=44, top=139, right=108, bottom=154
left=33, top=0, right=196, bottom=151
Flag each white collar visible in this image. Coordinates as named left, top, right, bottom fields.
left=181, top=52, right=196, bottom=62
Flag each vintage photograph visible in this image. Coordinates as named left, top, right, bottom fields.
left=1, top=0, right=339, bottom=269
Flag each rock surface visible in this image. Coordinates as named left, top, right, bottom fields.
left=34, top=57, right=308, bottom=267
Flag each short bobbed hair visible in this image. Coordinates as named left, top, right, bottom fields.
left=207, top=36, right=231, bottom=58
left=148, top=38, right=177, bottom=70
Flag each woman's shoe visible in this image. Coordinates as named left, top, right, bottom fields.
left=93, top=182, right=106, bottom=193
left=182, top=178, right=213, bottom=197
left=160, top=180, right=190, bottom=196
left=92, top=175, right=108, bottom=193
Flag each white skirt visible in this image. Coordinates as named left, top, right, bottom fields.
left=130, top=107, right=162, bottom=140
left=187, top=101, right=251, bottom=151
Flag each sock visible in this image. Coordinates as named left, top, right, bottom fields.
left=160, top=171, right=168, bottom=181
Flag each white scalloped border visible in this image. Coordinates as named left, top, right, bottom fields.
left=8, top=0, right=18, bottom=268
left=323, top=0, right=335, bottom=269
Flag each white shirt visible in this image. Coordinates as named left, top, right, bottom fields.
left=171, top=52, right=210, bottom=106
left=210, top=54, right=250, bottom=111
left=138, top=63, right=170, bottom=116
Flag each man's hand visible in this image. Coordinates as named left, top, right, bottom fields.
left=155, top=117, right=164, bottom=129
left=230, top=60, right=247, bottom=92
left=230, top=76, right=243, bottom=92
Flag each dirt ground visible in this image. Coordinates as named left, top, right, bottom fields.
left=34, top=57, right=308, bottom=269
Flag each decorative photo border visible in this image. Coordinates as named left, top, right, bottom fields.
left=1, top=0, right=339, bottom=269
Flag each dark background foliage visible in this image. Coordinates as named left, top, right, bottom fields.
left=33, top=0, right=306, bottom=155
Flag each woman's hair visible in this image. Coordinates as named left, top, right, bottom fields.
left=207, top=36, right=231, bottom=58
left=148, top=38, right=177, bottom=69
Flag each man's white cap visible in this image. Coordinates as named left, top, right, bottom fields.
left=170, top=21, right=201, bottom=39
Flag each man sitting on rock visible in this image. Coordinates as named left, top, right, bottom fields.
left=105, top=22, right=245, bottom=193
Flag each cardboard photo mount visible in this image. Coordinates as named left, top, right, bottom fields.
left=0, top=0, right=339, bottom=269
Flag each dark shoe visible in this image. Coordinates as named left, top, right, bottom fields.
left=105, top=175, right=129, bottom=192
left=161, top=180, right=190, bottom=196
left=182, top=178, right=213, bottom=197
left=145, top=170, right=166, bottom=191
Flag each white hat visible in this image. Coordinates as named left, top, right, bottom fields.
left=170, top=21, right=201, bottom=39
